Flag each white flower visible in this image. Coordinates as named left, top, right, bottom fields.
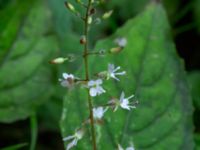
left=118, top=144, right=135, bottom=150
left=93, top=107, right=108, bottom=119
left=109, top=92, right=137, bottom=112
left=63, top=130, right=84, bottom=150
left=114, top=37, right=127, bottom=47
left=88, top=79, right=106, bottom=97
left=107, top=64, right=126, bottom=81
left=119, top=92, right=135, bottom=110
left=59, top=73, right=74, bottom=88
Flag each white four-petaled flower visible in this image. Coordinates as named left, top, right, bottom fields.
left=107, top=64, right=126, bottom=81
left=93, top=107, right=108, bottom=119
left=59, top=73, right=74, bottom=88
left=114, top=37, right=127, bottom=47
left=118, top=144, right=135, bottom=150
left=88, top=79, right=106, bottom=97
left=63, top=129, right=84, bottom=150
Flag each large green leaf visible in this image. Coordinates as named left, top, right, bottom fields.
left=195, top=134, right=200, bottom=150
left=0, top=0, right=58, bottom=123
left=187, top=71, right=200, bottom=110
left=60, top=2, right=194, bottom=150
left=106, top=0, right=180, bottom=24
left=193, top=0, right=200, bottom=33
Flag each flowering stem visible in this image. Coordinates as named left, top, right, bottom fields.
left=83, top=0, right=97, bottom=150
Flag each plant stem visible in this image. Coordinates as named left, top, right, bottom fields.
left=83, top=0, right=97, bottom=150
left=30, top=113, right=38, bottom=150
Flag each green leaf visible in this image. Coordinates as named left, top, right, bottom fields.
left=195, top=134, right=200, bottom=150
left=60, top=2, right=194, bottom=150
left=193, top=0, right=200, bottom=32
left=0, top=0, right=32, bottom=60
left=0, top=0, right=58, bottom=123
left=187, top=71, right=200, bottom=109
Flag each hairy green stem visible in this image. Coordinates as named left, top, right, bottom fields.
left=83, top=0, right=97, bottom=150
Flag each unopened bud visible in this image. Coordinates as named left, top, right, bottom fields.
left=80, top=35, right=87, bottom=44
left=64, top=1, right=75, bottom=12
left=102, top=10, right=113, bottom=19
left=109, top=47, right=123, bottom=54
left=49, top=57, right=68, bottom=64
left=88, top=16, right=92, bottom=24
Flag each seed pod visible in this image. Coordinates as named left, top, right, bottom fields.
left=89, top=8, right=96, bottom=15
left=50, top=57, right=68, bottom=64
left=102, top=10, right=113, bottom=19
left=80, top=35, right=87, bottom=44
left=64, top=1, right=75, bottom=12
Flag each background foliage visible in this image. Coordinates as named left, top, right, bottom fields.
left=0, top=0, right=199, bottom=150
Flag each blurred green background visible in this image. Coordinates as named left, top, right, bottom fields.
left=0, top=0, right=200, bottom=149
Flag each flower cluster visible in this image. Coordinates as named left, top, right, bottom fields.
left=60, top=62, right=138, bottom=149
left=53, top=1, right=138, bottom=150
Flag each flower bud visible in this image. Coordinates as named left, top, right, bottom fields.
left=80, top=35, right=87, bottom=44
left=109, top=47, right=123, bottom=54
left=64, top=1, right=75, bottom=12
left=49, top=57, right=68, bottom=64
left=102, top=10, right=113, bottom=19
left=87, top=16, right=92, bottom=24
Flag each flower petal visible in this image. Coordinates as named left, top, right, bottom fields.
left=96, top=86, right=106, bottom=95
left=93, top=107, right=104, bottom=119
left=63, top=73, right=69, bottom=79
left=68, top=74, right=74, bottom=79
left=120, top=92, right=125, bottom=101
left=118, top=144, right=124, bottom=150
left=96, top=79, right=102, bottom=84
left=127, top=95, right=134, bottom=100
left=61, top=80, right=69, bottom=87
left=115, top=71, right=126, bottom=75
left=88, top=80, right=95, bottom=87
left=126, top=147, right=134, bottom=150
left=63, top=135, right=75, bottom=141
left=66, top=139, right=77, bottom=150
left=113, top=66, right=121, bottom=72
left=108, top=64, right=115, bottom=72
left=89, top=87, right=97, bottom=97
